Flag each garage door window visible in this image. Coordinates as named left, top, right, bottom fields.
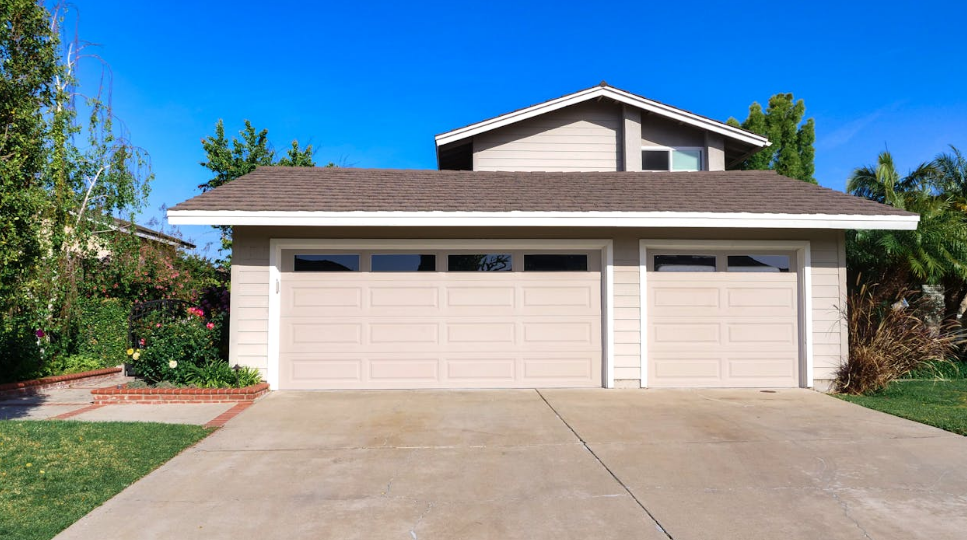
left=448, top=254, right=512, bottom=272
left=294, top=254, right=360, bottom=272
left=524, top=254, right=588, bottom=271
left=372, top=254, right=436, bottom=272
left=727, top=255, right=790, bottom=273
left=654, top=255, right=716, bottom=272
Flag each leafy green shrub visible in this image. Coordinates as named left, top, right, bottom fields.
left=129, top=311, right=221, bottom=384
left=182, top=361, right=263, bottom=388
left=182, top=360, right=235, bottom=388
left=0, top=315, right=43, bottom=384
left=77, top=298, right=130, bottom=368
left=44, top=353, right=103, bottom=376
left=836, top=281, right=962, bottom=394
left=235, top=365, right=263, bottom=387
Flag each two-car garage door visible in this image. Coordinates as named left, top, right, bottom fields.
left=278, top=250, right=602, bottom=389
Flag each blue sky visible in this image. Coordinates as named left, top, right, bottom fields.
left=65, top=0, right=967, bottom=257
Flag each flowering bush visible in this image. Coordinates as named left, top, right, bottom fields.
left=128, top=311, right=223, bottom=384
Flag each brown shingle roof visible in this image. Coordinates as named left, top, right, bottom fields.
left=170, top=167, right=913, bottom=217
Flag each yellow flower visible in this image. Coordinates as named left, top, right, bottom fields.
left=39, top=470, right=45, bottom=474
left=126, top=348, right=134, bottom=356
left=132, top=352, right=141, bottom=361
left=25, top=463, right=31, bottom=467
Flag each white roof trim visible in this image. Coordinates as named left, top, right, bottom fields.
left=167, top=209, right=918, bottom=231
left=434, top=85, right=771, bottom=148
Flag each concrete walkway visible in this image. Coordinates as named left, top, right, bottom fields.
left=55, top=388, right=967, bottom=540
left=0, top=374, right=236, bottom=425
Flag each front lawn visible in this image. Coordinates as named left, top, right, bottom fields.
left=838, top=379, right=967, bottom=436
left=0, top=421, right=210, bottom=540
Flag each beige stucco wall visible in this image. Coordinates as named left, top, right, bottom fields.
left=230, top=226, right=847, bottom=388
left=471, top=101, right=728, bottom=172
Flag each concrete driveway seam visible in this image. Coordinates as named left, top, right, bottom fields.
left=535, top=389, right=674, bottom=540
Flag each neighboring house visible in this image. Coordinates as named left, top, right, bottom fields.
left=92, top=218, right=195, bottom=259
left=167, top=83, right=917, bottom=392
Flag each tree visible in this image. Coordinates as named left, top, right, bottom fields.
left=0, top=1, right=153, bottom=372
left=199, top=120, right=316, bottom=254
left=846, top=151, right=967, bottom=287
left=0, top=0, right=58, bottom=310
left=727, top=93, right=816, bottom=183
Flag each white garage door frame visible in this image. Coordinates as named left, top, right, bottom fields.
left=267, top=238, right=616, bottom=389
left=639, top=239, right=813, bottom=389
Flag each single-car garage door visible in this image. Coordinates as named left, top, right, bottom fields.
left=646, top=251, right=800, bottom=388
left=278, top=250, right=602, bottom=389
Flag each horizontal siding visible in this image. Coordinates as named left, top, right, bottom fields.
left=229, top=228, right=270, bottom=370
left=473, top=101, right=620, bottom=172
left=614, top=367, right=641, bottom=381
left=812, top=232, right=846, bottom=384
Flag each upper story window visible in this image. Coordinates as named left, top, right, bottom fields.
left=641, top=147, right=704, bottom=172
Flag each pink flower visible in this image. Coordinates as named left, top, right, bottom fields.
left=155, top=323, right=162, bottom=328
left=35, top=330, right=45, bottom=338
left=139, top=338, right=146, bottom=347
left=206, top=322, right=215, bottom=330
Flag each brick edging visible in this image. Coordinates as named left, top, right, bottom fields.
left=0, top=367, right=123, bottom=399
left=92, top=382, right=270, bottom=404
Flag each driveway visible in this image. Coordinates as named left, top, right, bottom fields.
left=57, top=389, right=967, bottom=540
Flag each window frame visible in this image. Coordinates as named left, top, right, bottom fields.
left=640, top=145, right=706, bottom=172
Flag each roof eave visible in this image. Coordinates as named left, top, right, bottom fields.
left=434, top=85, right=771, bottom=149
left=167, top=210, right=918, bottom=231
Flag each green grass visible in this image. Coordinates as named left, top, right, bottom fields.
left=0, top=421, right=210, bottom=540
left=839, top=379, right=967, bottom=436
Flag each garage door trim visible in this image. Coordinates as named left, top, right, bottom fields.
left=267, top=238, right=615, bottom=389
left=638, top=239, right=812, bottom=389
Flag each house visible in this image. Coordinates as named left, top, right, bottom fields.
left=93, top=217, right=195, bottom=259
left=167, top=83, right=918, bottom=392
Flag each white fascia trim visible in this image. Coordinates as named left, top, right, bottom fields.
left=638, top=239, right=813, bottom=389
left=266, top=238, right=616, bottom=390
left=434, top=86, right=770, bottom=148
left=168, top=210, right=920, bottom=231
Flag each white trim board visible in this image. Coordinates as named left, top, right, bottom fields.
left=169, top=210, right=919, bottom=231
left=638, top=239, right=813, bottom=389
left=435, top=85, right=771, bottom=148
left=266, top=238, right=616, bottom=390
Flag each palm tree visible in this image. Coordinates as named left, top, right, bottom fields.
left=932, top=146, right=967, bottom=211
left=847, top=151, right=967, bottom=286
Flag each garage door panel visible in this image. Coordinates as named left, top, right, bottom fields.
left=652, top=355, right=721, bottom=379
left=522, top=321, right=596, bottom=344
left=446, top=286, right=516, bottom=308
left=287, top=322, right=363, bottom=347
left=369, top=359, right=439, bottom=381
left=523, top=356, right=597, bottom=380
left=652, top=323, right=720, bottom=345
left=652, top=287, right=719, bottom=309
left=522, top=286, right=593, bottom=308
left=445, top=322, right=517, bottom=344
left=369, top=322, right=439, bottom=344
left=287, top=356, right=362, bottom=383
left=728, top=357, right=797, bottom=379
left=726, top=288, right=794, bottom=308
left=727, top=323, right=795, bottom=344
left=369, top=286, right=440, bottom=308
left=446, top=358, right=517, bottom=382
